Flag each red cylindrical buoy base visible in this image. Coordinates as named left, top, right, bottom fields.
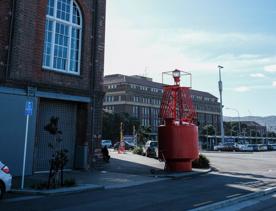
left=166, top=160, right=193, bottom=172
left=158, top=123, right=199, bottom=172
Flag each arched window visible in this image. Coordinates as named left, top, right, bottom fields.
left=43, top=0, right=82, bottom=74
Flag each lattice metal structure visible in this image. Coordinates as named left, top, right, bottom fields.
left=159, top=70, right=196, bottom=124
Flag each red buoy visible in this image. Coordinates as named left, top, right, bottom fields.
left=158, top=69, right=199, bottom=172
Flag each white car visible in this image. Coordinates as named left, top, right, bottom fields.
left=101, top=140, right=113, bottom=148
left=237, top=144, right=254, bottom=152
left=0, top=161, right=12, bottom=199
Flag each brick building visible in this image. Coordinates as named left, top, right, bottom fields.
left=0, top=0, right=106, bottom=175
left=103, top=74, right=221, bottom=139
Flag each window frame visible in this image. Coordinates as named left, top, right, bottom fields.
left=42, top=0, right=83, bottom=75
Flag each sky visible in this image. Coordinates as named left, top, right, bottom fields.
left=104, top=0, right=276, bottom=117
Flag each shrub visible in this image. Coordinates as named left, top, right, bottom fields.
left=31, top=181, right=48, bottom=190
left=63, top=178, right=76, bottom=187
left=192, top=154, right=210, bottom=169
left=132, top=146, right=143, bottom=155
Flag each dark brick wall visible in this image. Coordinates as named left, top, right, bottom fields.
left=0, top=0, right=106, bottom=161
left=0, top=0, right=12, bottom=81
left=91, top=0, right=106, bottom=149
left=2, top=0, right=106, bottom=97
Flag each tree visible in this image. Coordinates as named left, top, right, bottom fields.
left=137, top=126, right=152, bottom=146
left=224, top=122, right=239, bottom=136
left=202, top=124, right=216, bottom=136
left=268, top=131, right=276, bottom=137
left=44, top=116, right=68, bottom=188
left=102, top=111, right=140, bottom=143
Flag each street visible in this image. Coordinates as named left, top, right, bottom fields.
left=1, top=151, right=276, bottom=210
left=0, top=173, right=255, bottom=210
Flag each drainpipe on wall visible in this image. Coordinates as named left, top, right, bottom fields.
left=90, top=0, right=98, bottom=168
left=5, top=0, right=16, bottom=82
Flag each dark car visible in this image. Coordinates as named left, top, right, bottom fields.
left=113, top=141, right=135, bottom=150
left=143, top=141, right=158, bottom=158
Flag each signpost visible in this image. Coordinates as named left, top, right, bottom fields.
left=21, top=100, right=33, bottom=189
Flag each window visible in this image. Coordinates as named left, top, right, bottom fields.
left=43, top=0, right=82, bottom=74
left=108, top=84, right=117, bottom=89
left=133, top=96, right=139, bottom=102
left=132, top=106, right=139, bottom=117
left=105, top=96, right=114, bottom=102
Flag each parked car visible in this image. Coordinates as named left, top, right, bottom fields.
left=214, top=142, right=239, bottom=151
left=267, top=144, right=276, bottom=151
left=237, top=144, right=254, bottom=152
left=0, top=161, right=12, bottom=199
left=101, top=139, right=113, bottom=148
left=123, top=136, right=136, bottom=146
left=251, top=144, right=259, bottom=151
left=113, top=141, right=135, bottom=150
left=143, top=141, right=158, bottom=158
left=258, top=144, right=268, bottom=151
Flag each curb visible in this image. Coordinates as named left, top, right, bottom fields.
left=190, top=187, right=276, bottom=211
left=153, top=168, right=211, bottom=179
left=10, top=168, right=211, bottom=196
left=11, top=184, right=104, bottom=196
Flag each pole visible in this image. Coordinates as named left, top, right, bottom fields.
left=218, top=65, right=224, bottom=144
left=21, top=114, right=29, bottom=189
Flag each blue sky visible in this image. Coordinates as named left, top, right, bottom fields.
left=104, top=0, right=276, bottom=117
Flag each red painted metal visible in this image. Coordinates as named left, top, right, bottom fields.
left=158, top=69, right=199, bottom=172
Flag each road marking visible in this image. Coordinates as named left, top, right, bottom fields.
left=226, top=193, right=241, bottom=198
left=3, top=195, right=44, bottom=203
left=193, top=200, right=213, bottom=207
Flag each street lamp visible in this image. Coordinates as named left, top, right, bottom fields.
left=225, top=107, right=241, bottom=138
left=172, top=69, right=181, bottom=85
left=218, top=65, right=224, bottom=144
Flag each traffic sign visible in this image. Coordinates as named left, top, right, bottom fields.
left=25, top=101, right=33, bottom=116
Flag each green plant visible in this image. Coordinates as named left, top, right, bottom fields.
left=192, top=154, right=210, bottom=169
left=31, top=181, right=48, bottom=190
left=137, top=126, right=152, bottom=146
left=44, top=116, right=69, bottom=188
left=63, top=178, right=76, bottom=187
left=132, top=146, right=143, bottom=155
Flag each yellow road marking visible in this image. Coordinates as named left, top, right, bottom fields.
left=193, top=200, right=213, bottom=207
left=226, top=193, right=241, bottom=198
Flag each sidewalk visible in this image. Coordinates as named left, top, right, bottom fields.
left=11, top=150, right=210, bottom=195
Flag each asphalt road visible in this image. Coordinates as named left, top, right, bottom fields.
left=0, top=172, right=261, bottom=211
left=203, top=151, right=276, bottom=190
left=2, top=151, right=276, bottom=210
left=241, top=194, right=276, bottom=211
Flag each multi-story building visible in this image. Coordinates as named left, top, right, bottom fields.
left=103, top=74, right=221, bottom=139
left=225, top=121, right=267, bottom=137
left=0, top=0, right=106, bottom=175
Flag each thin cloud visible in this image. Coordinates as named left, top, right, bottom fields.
left=273, top=81, right=276, bottom=87
left=234, top=86, right=251, bottom=92
left=264, top=64, right=276, bottom=72
left=250, top=73, right=265, bottom=78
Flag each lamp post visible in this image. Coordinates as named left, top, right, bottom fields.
left=218, top=65, right=224, bottom=144
left=172, top=69, right=181, bottom=85
left=225, top=107, right=241, bottom=138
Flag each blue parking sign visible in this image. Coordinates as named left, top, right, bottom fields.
left=25, top=101, right=33, bottom=116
